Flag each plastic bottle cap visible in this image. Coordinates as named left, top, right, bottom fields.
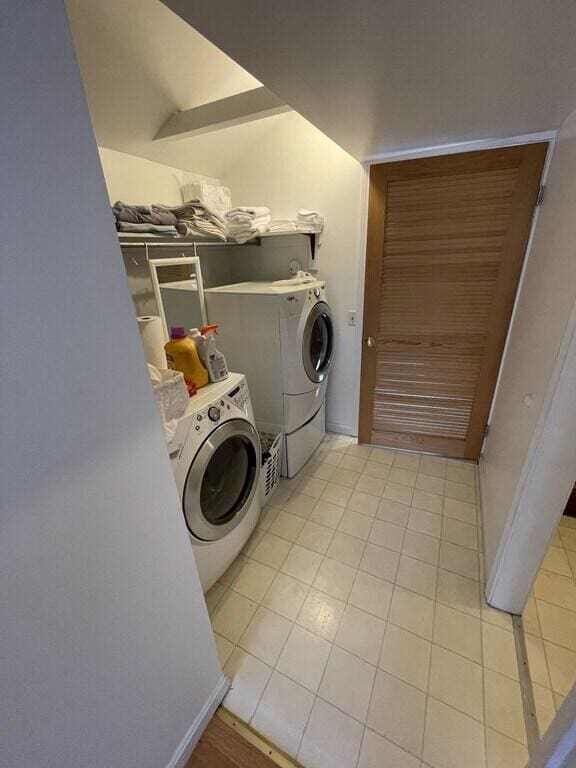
left=170, top=326, right=187, bottom=339
left=201, top=324, right=219, bottom=335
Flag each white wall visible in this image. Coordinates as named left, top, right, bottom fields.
left=482, top=110, right=576, bottom=606
left=0, top=4, right=224, bottom=767
left=218, top=112, right=366, bottom=434
left=66, top=0, right=260, bottom=170
left=98, top=147, right=219, bottom=206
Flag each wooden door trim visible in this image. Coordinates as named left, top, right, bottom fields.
left=465, top=142, right=548, bottom=458
left=358, top=165, right=387, bottom=443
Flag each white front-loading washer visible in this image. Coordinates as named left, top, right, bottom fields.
left=205, top=281, right=334, bottom=477
left=168, top=372, right=261, bottom=592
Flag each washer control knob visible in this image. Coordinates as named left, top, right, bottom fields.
left=314, top=287, right=321, bottom=298
left=208, top=406, right=221, bottom=422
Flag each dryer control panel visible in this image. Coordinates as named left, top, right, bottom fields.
left=280, top=281, right=326, bottom=318
left=306, top=283, right=326, bottom=304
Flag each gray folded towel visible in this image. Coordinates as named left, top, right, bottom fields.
left=113, top=201, right=178, bottom=227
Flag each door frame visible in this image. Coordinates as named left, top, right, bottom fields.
left=353, top=130, right=557, bottom=444
left=526, top=680, right=576, bottom=768
left=483, top=290, right=576, bottom=613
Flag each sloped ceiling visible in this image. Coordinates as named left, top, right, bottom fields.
left=163, top=0, right=576, bottom=159
left=65, top=0, right=267, bottom=175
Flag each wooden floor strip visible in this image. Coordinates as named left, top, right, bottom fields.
left=186, top=708, right=301, bottom=768
left=513, top=613, right=540, bottom=753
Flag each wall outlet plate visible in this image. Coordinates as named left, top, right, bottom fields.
left=288, top=259, right=301, bottom=275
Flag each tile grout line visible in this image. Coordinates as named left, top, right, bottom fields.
left=538, top=613, right=560, bottom=727
left=213, top=443, right=524, bottom=765
left=421, top=507, right=442, bottom=768
left=222, top=477, right=314, bottom=739
left=475, top=462, right=490, bottom=768
left=223, top=536, right=505, bottom=650
left=350, top=502, right=406, bottom=768
left=268, top=465, right=352, bottom=763
left=221, top=560, right=531, bottom=694
left=243, top=529, right=318, bottom=738
left=293, top=471, right=391, bottom=766
left=539, top=519, right=576, bottom=718
left=222, top=483, right=516, bottom=662
left=512, top=613, right=540, bottom=754
left=293, top=517, right=370, bottom=764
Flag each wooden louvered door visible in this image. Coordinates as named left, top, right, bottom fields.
left=359, top=144, right=548, bottom=459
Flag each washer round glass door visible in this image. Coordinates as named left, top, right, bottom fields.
left=303, top=301, right=334, bottom=384
left=183, top=419, right=260, bottom=542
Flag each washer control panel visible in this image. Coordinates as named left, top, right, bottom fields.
left=228, top=379, right=250, bottom=411
left=208, top=406, right=221, bottom=422
left=190, top=378, right=250, bottom=434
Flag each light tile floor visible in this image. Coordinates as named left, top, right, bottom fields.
left=206, top=434, right=529, bottom=768
left=523, top=514, right=576, bottom=738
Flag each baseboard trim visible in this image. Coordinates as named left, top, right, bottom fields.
left=326, top=421, right=356, bottom=437
left=166, top=674, right=230, bottom=768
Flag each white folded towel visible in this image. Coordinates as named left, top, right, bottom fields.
left=227, top=214, right=270, bottom=229
left=297, top=209, right=324, bottom=249
left=227, top=206, right=271, bottom=219
left=227, top=219, right=270, bottom=244
left=267, top=220, right=299, bottom=232
left=226, top=205, right=272, bottom=243
left=297, top=209, right=324, bottom=228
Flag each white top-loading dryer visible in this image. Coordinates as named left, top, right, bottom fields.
left=205, top=280, right=334, bottom=477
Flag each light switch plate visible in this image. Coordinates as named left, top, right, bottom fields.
left=347, top=310, right=357, bottom=326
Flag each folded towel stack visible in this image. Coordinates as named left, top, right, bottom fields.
left=225, top=206, right=271, bottom=244
left=155, top=199, right=227, bottom=240
left=113, top=201, right=179, bottom=236
left=265, top=210, right=325, bottom=238
left=296, top=209, right=324, bottom=232
left=114, top=200, right=324, bottom=244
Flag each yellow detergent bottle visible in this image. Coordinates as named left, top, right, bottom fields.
left=164, top=326, right=208, bottom=394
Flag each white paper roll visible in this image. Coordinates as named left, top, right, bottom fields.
left=137, top=315, right=167, bottom=369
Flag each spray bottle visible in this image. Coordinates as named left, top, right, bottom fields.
left=188, top=328, right=207, bottom=363
left=200, top=324, right=229, bottom=383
